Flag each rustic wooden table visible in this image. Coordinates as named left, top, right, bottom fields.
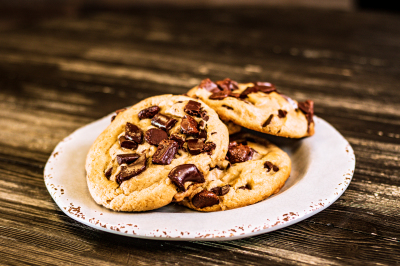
left=0, top=7, right=399, bottom=265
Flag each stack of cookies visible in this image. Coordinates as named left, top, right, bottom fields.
left=85, top=78, right=314, bottom=212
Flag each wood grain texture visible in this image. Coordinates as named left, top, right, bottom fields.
left=0, top=6, right=400, bottom=265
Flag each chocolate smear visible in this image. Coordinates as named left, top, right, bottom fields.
left=116, top=154, right=147, bottom=184
left=116, top=153, right=140, bottom=165
left=151, top=113, right=177, bottom=131
left=278, top=109, right=287, bottom=118
left=181, top=115, right=199, bottom=135
left=262, top=114, right=274, bottom=127
left=210, top=185, right=230, bottom=196
left=227, top=141, right=254, bottom=164
left=216, top=78, right=238, bottom=91
left=168, top=164, right=205, bottom=191
left=264, top=161, right=279, bottom=172
left=222, top=105, right=233, bottom=110
left=192, top=190, right=220, bottom=208
left=138, top=106, right=160, bottom=120
left=209, top=90, right=231, bottom=100
left=125, top=122, right=143, bottom=143
left=184, top=100, right=202, bottom=117
left=145, top=128, right=168, bottom=145
left=198, top=78, right=219, bottom=93
left=119, top=136, right=138, bottom=149
left=187, top=138, right=205, bottom=155
left=152, top=139, right=178, bottom=165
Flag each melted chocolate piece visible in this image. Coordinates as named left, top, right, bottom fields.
left=210, top=185, right=230, bottom=196
left=168, top=164, right=205, bottom=191
left=184, top=100, right=202, bottom=117
left=111, top=108, right=127, bottom=122
left=278, top=109, right=288, bottom=118
left=138, top=106, right=160, bottom=119
left=116, top=153, right=140, bottom=165
left=200, top=111, right=209, bottom=121
left=151, top=113, right=177, bottom=131
left=222, top=105, right=233, bottom=110
left=105, top=167, right=113, bottom=178
left=119, top=136, right=138, bottom=149
left=198, top=78, right=219, bottom=93
left=216, top=78, right=238, bottom=91
left=229, top=93, right=241, bottom=98
left=227, top=141, right=254, bottom=164
left=203, top=142, right=216, bottom=155
left=198, top=129, right=207, bottom=139
left=298, top=100, right=314, bottom=132
left=152, top=139, right=178, bottom=165
left=187, top=138, right=205, bottom=155
left=264, top=161, right=279, bottom=172
left=240, top=84, right=276, bottom=98
left=238, top=185, right=251, bottom=190
left=209, top=90, right=231, bottom=100
left=262, top=114, right=274, bottom=127
left=116, top=154, right=147, bottom=184
left=169, top=134, right=185, bottom=148
left=198, top=120, right=205, bottom=129
left=145, top=128, right=168, bottom=145
left=170, top=134, right=185, bottom=148
left=181, top=115, right=199, bottom=135
left=125, top=122, right=143, bottom=143
left=192, top=190, right=219, bottom=208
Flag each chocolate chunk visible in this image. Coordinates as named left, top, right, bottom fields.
left=169, top=134, right=185, bottom=148
left=278, top=109, right=288, bottom=118
left=240, top=84, right=276, bottom=98
left=119, top=136, right=138, bottom=149
left=222, top=105, right=233, bottom=110
left=210, top=185, right=230, bottom=196
left=184, top=100, right=202, bottom=117
left=111, top=115, right=116, bottom=122
left=187, top=138, right=205, bottom=155
left=264, top=161, right=279, bottom=172
left=198, top=120, right=205, bottom=129
left=152, top=139, right=178, bottom=165
left=125, top=122, right=143, bottom=143
left=203, top=142, right=216, bottom=155
left=298, top=100, right=314, bottom=132
left=198, top=129, right=207, bottom=139
left=138, top=106, right=160, bottom=120
left=262, top=114, right=274, bottom=127
left=211, top=132, right=217, bottom=135
left=229, top=93, right=241, bottom=98
left=116, top=154, right=147, bottom=184
left=168, top=164, right=205, bottom=191
left=116, top=153, right=140, bottom=165
left=216, top=78, right=238, bottom=91
left=200, top=111, right=209, bottom=121
left=209, top=90, right=231, bottom=100
left=192, top=190, right=219, bottom=208
left=145, top=128, right=168, bottom=145
left=240, top=86, right=259, bottom=98
left=238, top=185, right=250, bottom=190
left=105, top=167, right=113, bottom=178
left=198, top=78, right=219, bottom=93
left=181, top=115, right=199, bottom=135
left=111, top=108, right=127, bottom=122
left=227, top=141, right=254, bottom=164
left=151, top=113, right=177, bottom=131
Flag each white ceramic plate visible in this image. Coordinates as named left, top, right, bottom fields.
left=44, top=115, right=355, bottom=241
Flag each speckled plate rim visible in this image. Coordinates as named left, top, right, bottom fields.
left=44, top=115, right=355, bottom=241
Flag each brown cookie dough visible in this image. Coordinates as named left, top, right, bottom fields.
left=187, top=78, right=314, bottom=138
left=85, top=95, right=229, bottom=212
left=180, top=133, right=291, bottom=212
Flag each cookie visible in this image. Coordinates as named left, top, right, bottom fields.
left=179, top=133, right=291, bottom=212
left=187, top=78, right=314, bottom=138
left=85, top=95, right=229, bottom=212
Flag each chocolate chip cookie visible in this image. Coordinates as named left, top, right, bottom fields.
left=179, top=133, right=291, bottom=212
left=85, top=95, right=229, bottom=212
left=187, top=78, right=314, bottom=138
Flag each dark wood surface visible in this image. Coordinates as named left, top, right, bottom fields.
left=1, top=7, right=400, bottom=265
